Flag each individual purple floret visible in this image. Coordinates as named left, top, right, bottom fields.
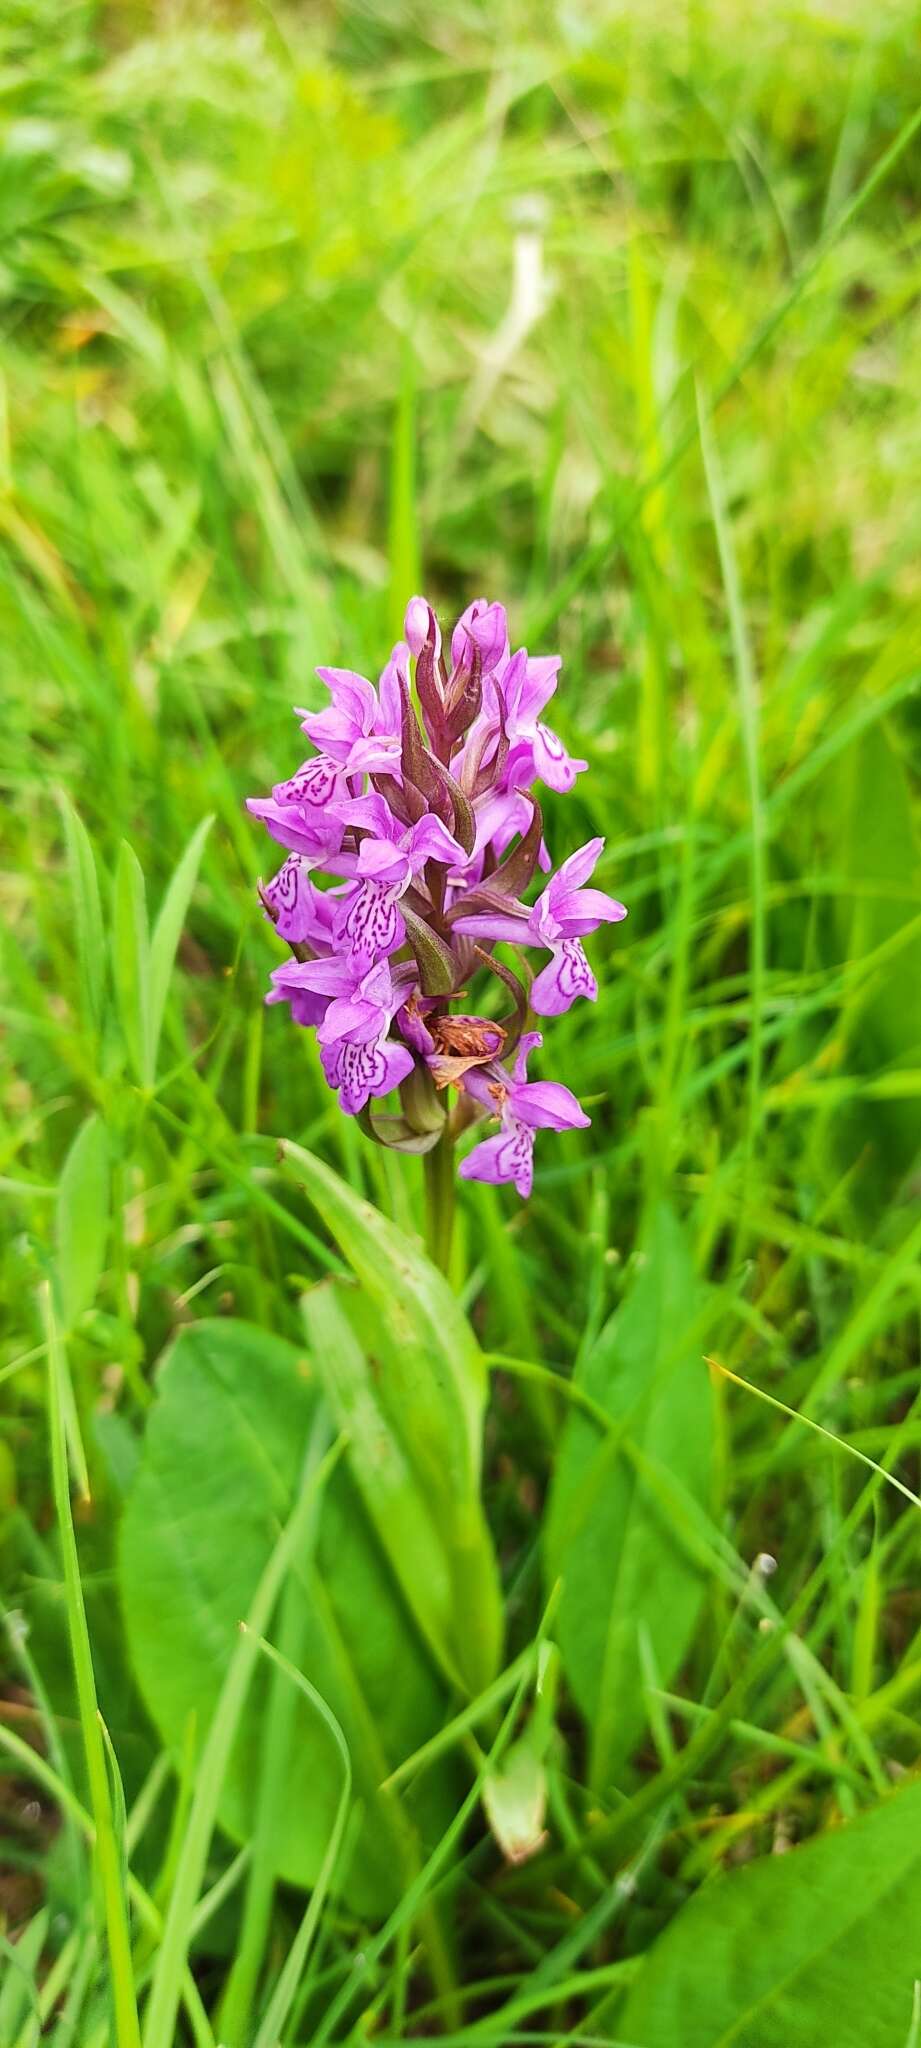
left=299, top=665, right=403, bottom=778
left=458, top=1034, right=589, bottom=1199
left=453, top=835, right=627, bottom=1015
left=247, top=597, right=627, bottom=1196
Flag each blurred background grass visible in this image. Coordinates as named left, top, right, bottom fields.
left=2, top=0, right=921, bottom=2037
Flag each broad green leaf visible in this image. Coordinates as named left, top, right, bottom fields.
left=281, top=1140, right=502, bottom=1693
left=112, top=841, right=152, bottom=1088
left=56, top=793, right=105, bottom=1038
left=546, top=1205, right=715, bottom=1791
left=148, top=815, right=213, bottom=1073
left=119, top=1319, right=457, bottom=1915
left=621, top=1776, right=921, bottom=2048
left=54, top=1113, right=110, bottom=1328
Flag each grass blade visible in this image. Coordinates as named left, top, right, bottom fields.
left=42, top=1283, right=141, bottom=2048
left=112, top=842, right=152, bottom=1090
left=54, top=1112, right=110, bottom=1330
left=247, top=1631, right=352, bottom=2048
left=698, top=392, right=766, bottom=1178
left=148, top=816, right=213, bottom=1075
left=56, top=791, right=106, bottom=1039
left=388, top=344, right=420, bottom=642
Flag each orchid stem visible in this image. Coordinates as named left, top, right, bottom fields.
left=423, top=1129, right=456, bottom=1276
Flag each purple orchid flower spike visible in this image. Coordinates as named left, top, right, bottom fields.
left=248, top=595, right=627, bottom=1219
left=459, top=1034, right=590, bottom=1199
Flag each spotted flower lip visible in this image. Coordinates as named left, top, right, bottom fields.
left=249, top=594, right=627, bottom=1193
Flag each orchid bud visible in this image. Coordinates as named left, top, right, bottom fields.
left=451, top=600, right=508, bottom=676
left=405, top=595, right=437, bottom=659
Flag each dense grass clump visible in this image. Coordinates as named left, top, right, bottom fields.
left=1, top=3, right=920, bottom=2044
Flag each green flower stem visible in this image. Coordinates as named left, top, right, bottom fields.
left=423, top=1127, right=455, bottom=1276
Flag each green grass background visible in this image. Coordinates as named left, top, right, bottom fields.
left=2, top=0, right=921, bottom=2041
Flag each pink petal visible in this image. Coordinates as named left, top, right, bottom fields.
left=512, top=1079, right=590, bottom=1132
left=453, top=911, right=531, bottom=946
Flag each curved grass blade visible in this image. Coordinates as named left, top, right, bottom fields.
left=246, top=1631, right=352, bottom=2048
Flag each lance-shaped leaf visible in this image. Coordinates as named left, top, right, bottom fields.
left=55, top=1113, right=110, bottom=1328
left=112, top=841, right=152, bottom=1087
left=279, top=1141, right=503, bottom=1694
left=148, top=816, right=213, bottom=1074
left=402, top=903, right=458, bottom=995
left=424, top=756, right=476, bottom=855
left=57, top=792, right=106, bottom=1039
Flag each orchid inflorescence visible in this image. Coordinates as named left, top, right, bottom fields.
left=248, top=598, right=626, bottom=1198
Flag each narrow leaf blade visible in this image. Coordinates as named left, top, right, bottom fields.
left=148, top=815, right=214, bottom=1073
left=112, top=842, right=152, bottom=1088
left=54, top=1113, right=110, bottom=1329
left=57, top=792, right=106, bottom=1038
